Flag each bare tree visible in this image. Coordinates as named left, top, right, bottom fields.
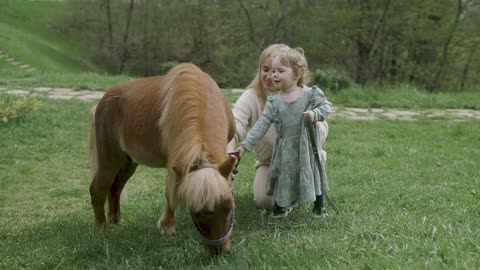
left=459, top=40, right=479, bottom=91
left=430, top=0, right=474, bottom=91
left=119, top=0, right=135, bottom=73
left=237, top=0, right=290, bottom=50
left=238, top=0, right=262, bottom=48
left=102, top=0, right=114, bottom=56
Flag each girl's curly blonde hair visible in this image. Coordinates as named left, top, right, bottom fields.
left=247, top=44, right=291, bottom=108
left=273, top=47, right=310, bottom=87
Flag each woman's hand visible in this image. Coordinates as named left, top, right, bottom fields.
left=236, top=146, right=246, bottom=157
left=303, top=111, right=314, bottom=123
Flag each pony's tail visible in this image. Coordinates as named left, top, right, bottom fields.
left=88, top=105, right=127, bottom=202
left=88, top=105, right=98, bottom=177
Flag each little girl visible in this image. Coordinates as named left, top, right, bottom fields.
left=237, top=47, right=332, bottom=215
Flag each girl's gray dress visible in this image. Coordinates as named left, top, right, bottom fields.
left=241, top=86, right=332, bottom=208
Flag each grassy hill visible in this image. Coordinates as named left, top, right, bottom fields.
left=0, top=0, right=131, bottom=90
left=0, top=0, right=97, bottom=73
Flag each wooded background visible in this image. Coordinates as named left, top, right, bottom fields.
left=55, top=0, right=480, bottom=91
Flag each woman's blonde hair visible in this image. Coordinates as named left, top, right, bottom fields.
left=273, top=47, right=310, bottom=87
left=247, top=44, right=291, bottom=107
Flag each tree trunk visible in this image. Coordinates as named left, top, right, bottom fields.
left=238, top=0, right=260, bottom=48
left=119, top=0, right=135, bottom=73
left=104, top=0, right=113, bottom=56
left=459, top=41, right=478, bottom=92
left=355, top=39, right=370, bottom=84
left=430, top=0, right=466, bottom=91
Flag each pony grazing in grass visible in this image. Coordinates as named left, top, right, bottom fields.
left=88, top=63, right=237, bottom=256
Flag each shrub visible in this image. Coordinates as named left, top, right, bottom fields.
left=310, top=68, right=355, bottom=94
left=0, top=96, right=41, bottom=124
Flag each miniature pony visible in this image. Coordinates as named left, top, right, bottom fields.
left=88, top=63, right=237, bottom=255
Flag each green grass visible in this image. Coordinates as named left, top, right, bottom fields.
left=0, top=2, right=479, bottom=267
left=0, top=68, right=133, bottom=92
left=329, top=85, right=480, bottom=110
left=0, top=0, right=135, bottom=91
left=0, top=0, right=97, bottom=73
left=1, top=95, right=479, bottom=269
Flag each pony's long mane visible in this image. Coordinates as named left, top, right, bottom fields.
left=176, top=169, right=232, bottom=212
left=159, top=64, right=211, bottom=173
left=159, top=64, right=232, bottom=212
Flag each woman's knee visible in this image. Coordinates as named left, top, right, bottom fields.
left=254, top=196, right=274, bottom=210
left=253, top=165, right=274, bottom=209
left=316, top=121, right=328, bottom=144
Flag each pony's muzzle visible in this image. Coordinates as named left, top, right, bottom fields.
left=204, top=241, right=231, bottom=256
left=193, top=207, right=235, bottom=256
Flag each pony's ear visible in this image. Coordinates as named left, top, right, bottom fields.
left=218, top=156, right=237, bottom=180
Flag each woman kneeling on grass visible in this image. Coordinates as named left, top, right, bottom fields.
left=237, top=47, right=332, bottom=216
left=228, top=43, right=330, bottom=213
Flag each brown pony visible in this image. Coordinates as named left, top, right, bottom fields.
left=88, top=63, right=237, bottom=255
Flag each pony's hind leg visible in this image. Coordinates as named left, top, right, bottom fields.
left=90, top=169, right=118, bottom=229
left=108, top=161, right=138, bottom=224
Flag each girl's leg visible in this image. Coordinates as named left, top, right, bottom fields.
left=253, top=165, right=274, bottom=210
left=314, top=150, right=327, bottom=215
left=315, top=122, right=328, bottom=215
left=313, top=194, right=325, bottom=215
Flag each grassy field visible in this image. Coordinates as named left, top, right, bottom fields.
left=332, top=85, right=480, bottom=110
left=0, top=95, right=479, bottom=269
left=1, top=1, right=479, bottom=268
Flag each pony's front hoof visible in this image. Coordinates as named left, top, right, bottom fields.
left=107, top=214, right=124, bottom=224
left=204, top=242, right=232, bottom=257
left=93, top=220, right=107, bottom=230
left=160, top=226, right=176, bottom=237
left=107, top=218, right=125, bottom=224
left=157, top=218, right=176, bottom=237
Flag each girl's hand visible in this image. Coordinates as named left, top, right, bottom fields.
left=303, top=111, right=314, bottom=123
left=236, top=146, right=246, bottom=157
